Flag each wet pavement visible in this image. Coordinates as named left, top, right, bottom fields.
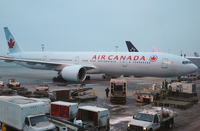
left=0, top=62, right=200, bottom=131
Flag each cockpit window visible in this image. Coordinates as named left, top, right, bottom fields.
left=182, top=61, right=192, bottom=64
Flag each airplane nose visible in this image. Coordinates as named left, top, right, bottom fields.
left=190, top=64, right=198, bottom=73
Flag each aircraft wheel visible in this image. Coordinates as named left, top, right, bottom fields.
left=53, top=77, right=57, bottom=82
left=85, top=76, right=91, bottom=80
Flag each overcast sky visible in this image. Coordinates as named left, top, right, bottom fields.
left=0, top=0, right=200, bottom=56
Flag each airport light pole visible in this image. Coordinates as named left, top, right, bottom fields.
left=115, top=46, right=118, bottom=52
left=41, top=44, right=45, bottom=52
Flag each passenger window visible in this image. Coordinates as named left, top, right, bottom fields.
left=25, top=117, right=29, bottom=126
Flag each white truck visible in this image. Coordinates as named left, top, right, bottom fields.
left=110, top=79, right=127, bottom=103
left=7, top=78, right=20, bottom=87
left=0, top=96, right=56, bottom=131
left=127, top=107, right=177, bottom=131
left=187, top=74, right=199, bottom=81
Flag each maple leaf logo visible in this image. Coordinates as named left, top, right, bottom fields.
left=149, top=55, right=158, bottom=62
left=8, top=38, right=15, bottom=49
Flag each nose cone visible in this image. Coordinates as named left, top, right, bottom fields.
left=188, top=64, right=198, bottom=74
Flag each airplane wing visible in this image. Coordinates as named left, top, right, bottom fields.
left=0, top=56, right=95, bottom=71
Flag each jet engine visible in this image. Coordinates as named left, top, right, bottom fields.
left=60, top=65, right=86, bottom=82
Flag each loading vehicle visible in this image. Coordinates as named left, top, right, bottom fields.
left=7, top=78, right=20, bottom=87
left=134, top=83, right=161, bottom=103
left=110, top=79, right=127, bottom=103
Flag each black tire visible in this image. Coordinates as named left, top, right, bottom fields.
left=86, top=76, right=91, bottom=80
left=148, top=128, right=152, bottom=131
left=53, top=77, right=57, bottom=82
left=165, top=119, right=173, bottom=129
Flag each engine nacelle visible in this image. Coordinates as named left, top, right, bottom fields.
left=60, top=65, right=86, bottom=82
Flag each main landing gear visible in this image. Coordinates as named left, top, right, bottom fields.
left=85, top=76, right=91, bottom=80
left=53, top=72, right=67, bottom=82
left=52, top=75, right=67, bottom=82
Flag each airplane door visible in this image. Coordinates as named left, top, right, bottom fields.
left=43, top=56, right=47, bottom=61
left=161, top=58, right=168, bottom=68
left=75, top=56, right=79, bottom=65
left=122, top=60, right=127, bottom=67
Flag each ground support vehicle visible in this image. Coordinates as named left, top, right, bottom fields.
left=71, top=88, right=97, bottom=102
left=0, top=76, right=4, bottom=86
left=33, top=84, right=50, bottom=97
left=179, top=74, right=200, bottom=82
left=134, top=90, right=160, bottom=103
left=0, top=81, right=4, bottom=86
left=136, top=83, right=161, bottom=91
left=162, top=82, right=198, bottom=103
left=110, top=79, right=127, bottom=103
left=48, top=115, right=85, bottom=131
left=186, top=74, right=200, bottom=81
left=7, top=78, right=20, bottom=87
left=127, top=106, right=177, bottom=131
left=170, top=82, right=197, bottom=98
left=17, top=88, right=32, bottom=96
left=0, top=86, right=2, bottom=95
left=155, top=99, right=194, bottom=109
left=49, top=89, right=71, bottom=101
left=51, top=101, right=79, bottom=121
left=1, top=88, right=15, bottom=95
left=71, top=88, right=92, bottom=97
left=77, top=106, right=110, bottom=131
left=72, top=95, right=97, bottom=102
left=35, top=84, right=50, bottom=91
left=0, top=96, right=55, bottom=131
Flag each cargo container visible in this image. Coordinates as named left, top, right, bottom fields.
left=51, top=101, right=78, bottom=121
left=49, top=89, right=71, bottom=101
left=77, top=106, right=110, bottom=131
left=30, top=98, right=51, bottom=115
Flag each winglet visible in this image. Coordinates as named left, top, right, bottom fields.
left=4, top=27, right=23, bottom=53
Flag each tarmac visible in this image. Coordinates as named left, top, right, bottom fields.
left=0, top=62, right=200, bottom=131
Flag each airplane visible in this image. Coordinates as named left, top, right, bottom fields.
left=126, top=41, right=139, bottom=52
left=194, top=52, right=199, bottom=57
left=0, top=27, right=198, bottom=82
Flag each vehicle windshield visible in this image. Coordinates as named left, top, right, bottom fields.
left=135, top=113, right=153, bottom=122
left=30, top=115, right=49, bottom=126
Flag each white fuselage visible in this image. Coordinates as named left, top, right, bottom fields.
left=7, top=51, right=197, bottom=77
